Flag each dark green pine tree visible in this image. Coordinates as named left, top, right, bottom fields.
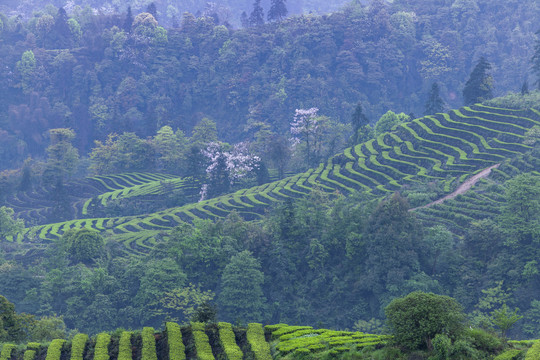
left=522, top=80, right=530, bottom=95
left=54, top=7, right=71, bottom=48
left=463, top=57, right=493, bottom=105
left=532, top=29, right=540, bottom=89
left=249, top=0, right=264, bottom=27
left=123, top=6, right=134, bottom=32
left=146, top=2, right=158, bottom=20
left=240, top=11, right=249, bottom=28
left=268, top=0, right=287, bottom=22
left=350, top=103, right=369, bottom=144
left=424, top=82, right=445, bottom=115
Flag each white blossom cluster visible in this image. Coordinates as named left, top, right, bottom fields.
left=290, top=107, right=319, bottom=146
left=200, top=141, right=260, bottom=200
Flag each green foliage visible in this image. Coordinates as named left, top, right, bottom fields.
left=30, top=315, right=66, bottom=343
left=43, top=129, right=79, bottom=186
left=45, top=339, right=65, bottom=360
left=0, top=206, right=24, bottom=238
left=191, top=323, right=214, bottom=360
left=525, top=339, right=540, bottom=360
left=218, top=251, right=266, bottom=323
left=70, top=333, right=88, bottom=360
left=160, top=283, right=215, bottom=323
left=375, top=111, right=410, bottom=136
left=385, top=292, right=465, bottom=351
left=246, top=323, right=272, bottom=360
left=141, top=327, right=157, bottom=360
left=61, top=229, right=105, bottom=264
left=494, top=349, right=524, bottom=360
left=0, top=344, right=15, bottom=360
left=218, top=322, right=243, bottom=360
left=23, top=350, right=36, bottom=360
left=117, top=332, right=133, bottom=360
left=16, top=50, right=36, bottom=93
left=165, top=323, right=185, bottom=360
left=94, top=333, right=111, bottom=360
left=463, top=57, right=493, bottom=105
left=492, top=304, right=523, bottom=338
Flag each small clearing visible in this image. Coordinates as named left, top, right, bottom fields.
left=410, top=163, right=501, bottom=211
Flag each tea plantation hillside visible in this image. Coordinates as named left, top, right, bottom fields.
left=1, top=322, right=539, bottom=360
left=6, top=104, right=540, bottom=255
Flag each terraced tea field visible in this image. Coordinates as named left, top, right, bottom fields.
left=0, top=322, right=391, bottom=360
left=7, top=105, right=540, bottom=255
left=1, top=322, right=536, bottom=359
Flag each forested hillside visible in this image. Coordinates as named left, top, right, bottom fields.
left=1, top=0, right=540, bottom=357
left=1, top=0, right=539, bottom=170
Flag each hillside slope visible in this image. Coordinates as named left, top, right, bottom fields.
left=7, top=104, right=539, bottom=255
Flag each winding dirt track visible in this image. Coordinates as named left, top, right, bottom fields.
left=409, top=163, right=501, bottom=211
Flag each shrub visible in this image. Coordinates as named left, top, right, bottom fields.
left=0, top=344, right=15, bottom=360
left=218, top=322, right=242, bottom=360
left=94, top=333, right=111, bottom=360
left=45, top=339, right=66, bottom=360
left=166, top=323, right=185, bottom=360
left=385, top=291, right=465, bottom=351
left=191, top=323, right=214, bottom=360
left=70, top=333, right=88, bottom=360
left=141, top=327, right=157, bottom=360
left=466, top=328, right=503, bottom=353
left=118, top=332, right=133, bottom=360
left=494, top=349, right=524, bottom=360
left=247, top=323, right=272, bottom=360
left=525, top=339, right=540, bottom=360
left=23, top=349, right=36, bottom=360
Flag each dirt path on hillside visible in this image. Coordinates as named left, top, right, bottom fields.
left=410, top=163, right=501, bottom=211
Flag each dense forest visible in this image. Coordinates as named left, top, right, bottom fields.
left=1, top=0, right=540, bottom=359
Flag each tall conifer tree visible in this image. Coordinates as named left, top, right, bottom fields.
left=268, top=0, right=287, bottom=22
left=124, top=6, right=134, bottom=32
left=463, top=57, right=493, bottom=105
left=424, top=82, right=445, bottom=115
left=249, top=0, right=264, bottom=26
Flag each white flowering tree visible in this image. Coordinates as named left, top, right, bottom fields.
left=200, top=141, right=260, bottom=200
left=290, top=107, right=329, bottom=166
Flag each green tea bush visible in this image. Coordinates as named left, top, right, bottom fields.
left=165, top=323, right=185, bottom=360
left=218, top=322, right=242, bottom=360
left=23, top=350, right=36, bottom=360
left=118, top=331, right=133, bottom=360
left=525, top=339, right=540, bottom=360
left=247, top=323, right=272, bottom=360
left=70, top=333, right=88, bottom=360
left=141, top=327, right=157, bottom=360
left=94, top=333, right=111, bottom=360
left=0, top=344, right=15, bottom=360
left=494, top=349, right=524, bottom=360
left=191, top=323, right=214, bottom=360
left=45, top=339, right=66, bottom=360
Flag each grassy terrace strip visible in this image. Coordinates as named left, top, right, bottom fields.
left=0, top=344, right=15, bottom=360
left=45, top=339, right=66, bottom=360
left=94, top=333, right=111, bottom=360
left=70, top=333, right=88, bottom=360
left=191, top=322, right=214, bottom=360
left=525, top=339, right=540, bottom=360
left=118, top=331, right=133, bottom=360
left=218, top=322, right=243, bottom=360
left=166, top=323, right=185, bottom=360
left=247, top=323, right=272, bottom=360
left=494, top=349, right=524, bottom=360
left=269, top=326, right=391, bottom=354
left=142, top=327, right=158, bottom=360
